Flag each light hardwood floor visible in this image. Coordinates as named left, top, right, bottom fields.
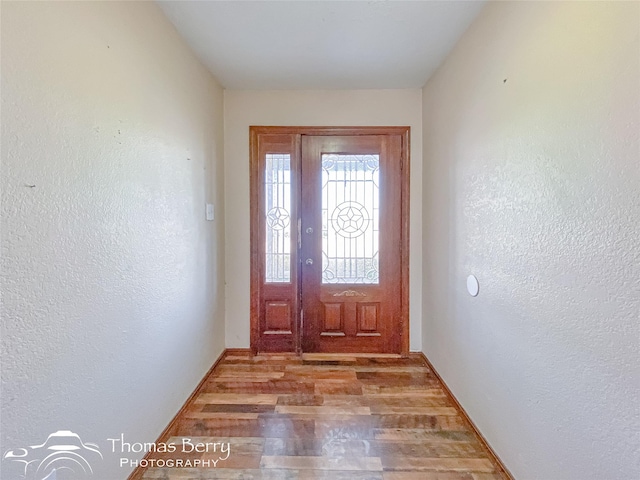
left=139, top=352, right=509, bottom=480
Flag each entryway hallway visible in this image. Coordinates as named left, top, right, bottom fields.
left=3, top=2, right=637, bottom=479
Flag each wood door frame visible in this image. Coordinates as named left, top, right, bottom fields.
left=250, top=126, right=410, bottom=356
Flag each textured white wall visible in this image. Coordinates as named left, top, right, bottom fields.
left=422, top=1, right=639, bottom=479
left=0, top=2, right=225, bottom=478
left=224, top=89, right=423, bottom=351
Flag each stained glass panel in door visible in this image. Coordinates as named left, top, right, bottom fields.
left=265, top=154, right=291, bottom=283
left=321, top=154, right=379, bottom=284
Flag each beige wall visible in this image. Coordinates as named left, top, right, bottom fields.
left=224, top=89, right=423, bottom=351
left=0, top=2, right=225, bottom=478
left=422, top=1, right=639, bottom=478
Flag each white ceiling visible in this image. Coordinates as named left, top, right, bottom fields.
left=157, top=1, right=486, bottom=90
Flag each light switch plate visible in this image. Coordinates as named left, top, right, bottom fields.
left=206, top=203, right=215, bottom=221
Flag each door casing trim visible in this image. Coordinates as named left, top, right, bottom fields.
left=249, top=126, right=410, bottom=355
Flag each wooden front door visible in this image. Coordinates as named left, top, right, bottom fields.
left=250, top=127, right=409, bottom=355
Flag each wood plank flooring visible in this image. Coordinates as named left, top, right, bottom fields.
left=140, top=352, right=508, bottom=480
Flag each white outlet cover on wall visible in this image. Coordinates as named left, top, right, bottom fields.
left=467, top=275, right=479, bottom=297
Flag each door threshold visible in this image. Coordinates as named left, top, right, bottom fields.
left=250, top=351, right=403, bottom=359
left=302, top=352, right=402, bottom=360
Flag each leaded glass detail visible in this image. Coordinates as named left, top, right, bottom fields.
left=265, top=154, right=291, bottom=283
left=322, top=154, right=379, bottom=284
